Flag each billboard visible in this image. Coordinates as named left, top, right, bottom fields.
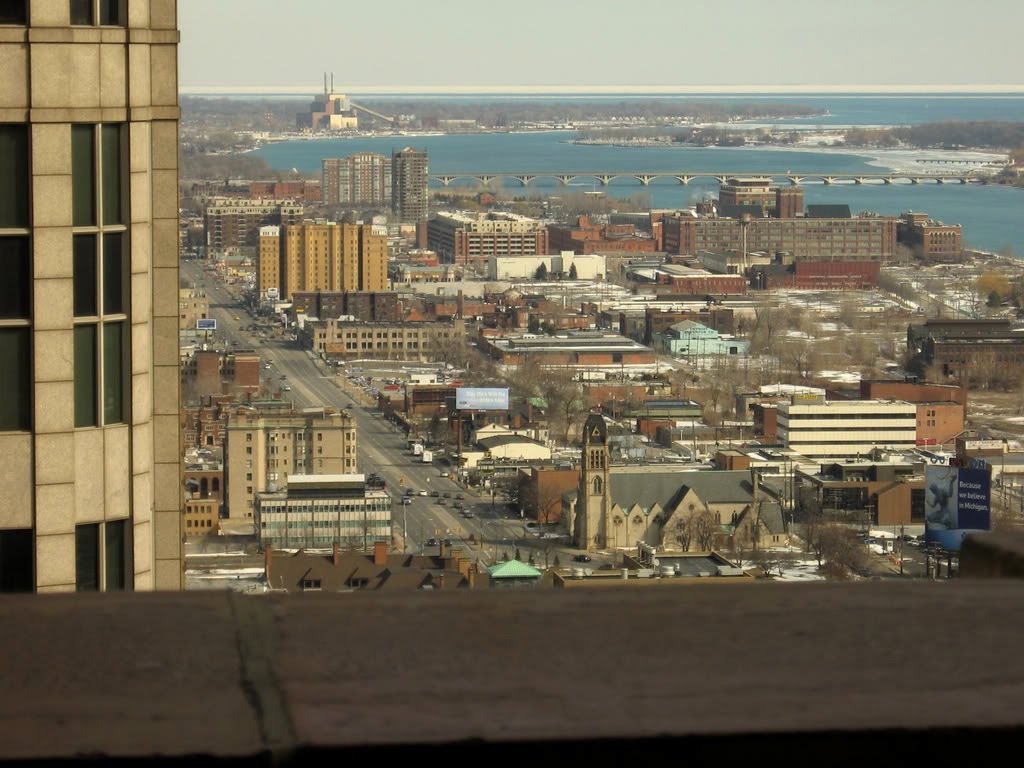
left=455, top=387, right=509, bottom=411
left=924, top=466, right=991, bottom=551
left=196, top=318, right=217, bottom=331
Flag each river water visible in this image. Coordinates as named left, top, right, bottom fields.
left=251, top=94, right=1024, bottom=254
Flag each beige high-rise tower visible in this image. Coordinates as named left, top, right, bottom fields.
left=0, top=1, right=182, bottom=591
left=267, top=221, right=388, bottom=299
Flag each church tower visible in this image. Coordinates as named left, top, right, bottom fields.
left=575, top=414, right=610, bottom=552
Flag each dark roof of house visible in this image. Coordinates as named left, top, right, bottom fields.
left=609, top=469, right=752, bottom=512
left=265, top=550, right=474, bottom=593
left=806, top=204, right=851, bottom=219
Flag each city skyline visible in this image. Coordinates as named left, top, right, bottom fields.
left=179, top=0, right=1024, bottom=91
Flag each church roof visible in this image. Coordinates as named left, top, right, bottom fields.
left=609, top=469, right=753, bottom=513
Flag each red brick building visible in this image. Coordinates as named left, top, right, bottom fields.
left=764, top=261, right=881, bottom=290
left=517, top=467, right=579, bottom=525
left=181, top=350, right=261, bottom=401
left=548, top=216, right=658, bottom=254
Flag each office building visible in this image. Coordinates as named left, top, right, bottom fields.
left=308, top=318, right=466, bottom=362
left=204, top=199, right=303, bottom=251
left=258, top=221, right=388, bottom=299
left=663, top=212, right=899, bottom=261
left=226, top=405, right=358, bottom=519
left=717, top=177, right=777, bottom=217
left=322, top=153, right=392, bottom=207
left=777, top=397, right=917, bottom=460
left=428, top=211, right=549, bottom=270
left=0, top=0, right=182, bottom=591
left=255, top=474, right=390, bottom=550
left=392, top=148, right=429, bottom=222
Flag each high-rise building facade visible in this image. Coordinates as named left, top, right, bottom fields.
left=391, top=147, right=429, bottom=222
left=0, top=0, right=182, bottom=591
left=225, top=406, right=358, bottom=519
left=204, top=199, right=304, bottom=251
left=258, top=221, right=388, bottom=299
left=322, top=153, right=392, bottom=207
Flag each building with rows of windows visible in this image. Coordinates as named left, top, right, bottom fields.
left=255, top=474, right=391, bottom=551
left=0, top=0, right=182, bottom=591
left=225, top=405, right=358, bottom=520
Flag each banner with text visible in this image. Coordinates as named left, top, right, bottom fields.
left=924, top=466, right=991, bottom=551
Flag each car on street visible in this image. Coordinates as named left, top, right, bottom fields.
left=430, top=491, right=440, bottom=498
left=440, top=471, right=450, bottom=478
left=443, top=492, right=451, bottom=498
left=456, top=493, right=464, bottom=500
left=426, top=538, right=437, bottom=546
left=405, top=488, right=415, bottom=496
left=462, top=511, right=474, bottom=518
left=573, top=554, right=592, bottom=563
left=418, top=490, right=428, bottom=496
left=437, top=498, right=446, bottom=506
left=453, top=501, right=463, bottom=509
left=401, top=497, right=411, bottom=505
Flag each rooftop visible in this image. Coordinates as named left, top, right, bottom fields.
left=10, top=569, right=1024, bottom=762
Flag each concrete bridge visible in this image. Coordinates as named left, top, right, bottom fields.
left=428, top=171, right=987, bottom=187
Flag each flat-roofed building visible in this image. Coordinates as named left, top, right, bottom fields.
left=429, top=211, right=550, bottom=271
left=663, top=212, right=899, bottom=261
left=309, top=319, right=466, bottom=362
left=777, top=398, right=917, bottom=460
left=255, top=474, right=390, bottom=551
left=226, top=406, right=358, bottom=519
left=481, top=330, right=657, bottom=368
left=259, top=220, right=388, bottom=299
left=322, top=153, right=392, bottom=207
left=205, top=199, right=303, bottom=251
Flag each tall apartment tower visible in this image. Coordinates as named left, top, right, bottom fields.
left=0, top=1, right=182, bottom=592
left=265, top=221, right=387, bottom=299
left=391, top=147, right=429, bottom=222
left=322, top=153, right=392, bottom=207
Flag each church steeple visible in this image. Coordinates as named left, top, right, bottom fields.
left=575, top=413, right=610, bottom=552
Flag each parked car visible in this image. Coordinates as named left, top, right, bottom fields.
left=438, top=498, right=447, bottom=506
left=430, top=491, right=440, bottom=498
left=456, top=493, right=464, bottom=500
left=573, top=554, right=592, bottom=563
left=453, top=501, right=463, bottom=509
left=426, top=538, right=438, bottom=546
left=405, top=488, right=415, bottom=496
left=443, top=492, right=452, bottom=499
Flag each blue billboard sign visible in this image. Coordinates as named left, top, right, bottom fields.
left=196, top=318, right=217, bottom=331
left=924, top=466, right=991, bottom=551
left=455, top=387, right=509, bottom=411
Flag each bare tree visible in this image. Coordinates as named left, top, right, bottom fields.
left=672, top=515, right=694, bottom=551
left=693, top=507, right=718, bottom=551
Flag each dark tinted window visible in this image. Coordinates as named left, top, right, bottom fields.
left=0, top=529, right=32, bottom=591
left=74, top=325, right=97, bottom=428
left=73, top=235, right=98, bottom=317
left=0, top=237, right=29, bottom=319
left=105, top=520, right=129, bottom=591
left=99, top=0, right=124, bottom=26
left=70, top=0, right=93, bottom=25
left=0, top=2, right=27, bottom=25
left=100, top=124, right=123, bottom=225
left=0, top=328, right=30, bottom=431
left=75, top=523, right=100, bottom=592
left=72, top=126, right=96, bottom=227
left=102, top=233, right=124, bottom=315
left=0, top=125, right=28, bottom=228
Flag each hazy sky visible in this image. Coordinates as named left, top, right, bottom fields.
left=179, top=0, right=1024, bottom=91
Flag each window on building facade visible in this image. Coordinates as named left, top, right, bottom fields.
left=0, top=529, right=33, bottom=592
left=70, top=0, right=126, bottom=26
left=72, top=125, right=128, bottom=428
left=75, top=523, right=100, bottom=591
left=0, top=126, right=31, bottom=432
